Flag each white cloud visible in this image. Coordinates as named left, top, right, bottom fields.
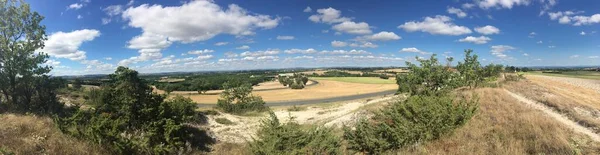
left=570, top=55, right=579, bottom=58
left=548, top=45, right=556, bottom=48
left=547, top=11, right=600, bottom=26
left=458, top=36, right=492, bottom=44
left=447, top=7, right=467, bottom=18
left=224, top=52, right=239, bottom=58
left=303, top=6, right=312, bottom=13
left=523, top=53, right=529, bottom=56
left=580, top=31, right=586, bottom=35
left=589, top=56, right=599, bottom=59
left=103, top=5, right=123, bottom=16
left=101, top=18, right=111, bottom=25
left=462, top=3, right=475, bottom=9
left=572, top=14, right=600, bottom=25
left=276, top=35, right=295, bottom=40
left=39, top=29, right=101, bottom=61
left=490, top=45, right=515, bottom=59
left=331, top=41, right=348, bottom=47
left=127, top=0, right=135, bottom=6
left=398, top=15, right=472, bottom=35
left=241, top=50, right=280, bottom=57
left=215, top=42, right=229, bottom=46
left=118, top=0, right=280, bottom=66
left=236, top=45, right=250, bottom=50
left=45, top=59, right=61, bottom=66
left=332, top=21, right=372, bottom=35
left=308, top=7, right=351, bottom=24
left=77, top=15, right=83, bottom=19
left=320, top=49, right=371, bottom=55
left=356, top=31, right=401, bottom=41
left=477, top=0, right=532, bottom=9
left=67, top=3, right=83, bottom=10
left=399, top=47, right=431, bottom=55
left=104, top=57, right=113, bottom=60
left=359, top=42, right=378, bottom=48
left=474, top=25, right=500, bottom=35
left=284, top=48, right=318, bottom=54
left=188, top=49, right=215, bottom=55
left=537, top=41, right=543, bottom=44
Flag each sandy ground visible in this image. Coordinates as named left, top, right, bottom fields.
left=175, top=80, right=396, bottom=104
left=505, top=89, right=600, bottom=142
left=200, top=95, right=400, bottom=143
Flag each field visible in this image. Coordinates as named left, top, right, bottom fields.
left=170, top=79, right=397, bottom=104
left=525, top=71, right=600, bottom=80
left=310, top=77, right=396, bottom=84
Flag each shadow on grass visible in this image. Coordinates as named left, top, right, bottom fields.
left=181, top=124, right=216, bottom=152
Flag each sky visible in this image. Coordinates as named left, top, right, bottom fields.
left=27, top=0, right=600, bottom=75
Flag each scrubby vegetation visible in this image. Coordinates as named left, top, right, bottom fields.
left=216, top=82, right=267, bottom=114
left=153, top=73, right=271, bottom=92
left=278, top=73, right=309, bottom=89
left=249, top=112, right=341, bottom=154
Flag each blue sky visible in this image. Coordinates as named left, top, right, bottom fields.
left=28, top=0, right=600, bottom=75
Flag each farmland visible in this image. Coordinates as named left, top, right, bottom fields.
left=524, top=71, right=600, bottom=80
left=310, top=77, right=396, bottom=84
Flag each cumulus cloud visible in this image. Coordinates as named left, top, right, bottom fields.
left=580, top=31, right=586, bottom=35
left=474, top=25, right=500, bottom=35
left=398, top=15, right=472, bottom=35
left=477, top=0, right=531, bottom=9
left=332, top=21, right=372, bottom=35
left=356, top=31, right=401, bottom=41
left=224, top=52, right=239, bottom=58
left=303, top=6, right=312, bottom=12
left=284, top=48, right=318, bottom=54
left=458, top=36, right=492, bottom=44
left=462, top=3, right=475, bottom=9
left=320, top=49, right=371, bottom=55
left=119, top=0, right=279, bottom=66
left=188, top=49, right=215, bottom=55
left=547, top=11, right=600, bottom=26
left=236, top=45, right=250, bottom=50
left=399, top=47, right=431, bottom=55
left=39, top=29, right=101, bottom=61
left=67, top=3, right=83, bottom=10
left=276, top=35, right=295, bottom=40
left=447, top=7, right=467, bottom=18
left=240, top=50, right=280, bottom=57
left=490, top=45, right=515, bottom=59
left=215, top=42, right=229, bottom=46
left=308, top=7, right=351, bottom=24
left=331, top=40, right=348, bottom=47
left=358, top=42, right=378, bottom=48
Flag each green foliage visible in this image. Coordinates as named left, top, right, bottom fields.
left=0, top=0, right=64, bottom=114
left=379, top=74, right=389, bottom=79
left=72, top=78, right=83, bottom=90
left=343, top=95, right=478, bottom=153
left=198, top=109, right=220, bottom=115
left=456, top=49, right=483, bottom=88
left=153, top=74, right=271, bottom=92
left=249, top=111, right=341, bottom=155
left=287, top=105, right=307, bottom=112
left=56, top=67, right=199, bottom=154
left=216, top=82, right=267, bottom=114
left=279, top=73, right=309, bottom=89
left=396, top=55, right=459, bottom=95
left=215, top=118, right=235, bottom=125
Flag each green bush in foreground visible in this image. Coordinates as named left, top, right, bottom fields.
left=216, top=82, right=267, bottom=114
left=249, top=112, right=341, bottom=155
left=344, top=94, right=478, bottom=153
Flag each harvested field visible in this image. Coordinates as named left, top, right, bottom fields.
left=526, top=71, right=600, bottom=80
left=310, top=77, right=396, bottom=84
left=400, top=88, right=600, bottom=154
left=374, top=68, right=409, bottom=73
left=166, top=79, right=395, bottom=104
left=155, top=80, right=316, bottom=95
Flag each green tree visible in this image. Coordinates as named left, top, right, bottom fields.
left=72, top=78, right=83, bottom=90
left=456, top=49, right=483, bottom=88
left=216, top=82, right=266, bottom=114
left=396, top=54, right=458, bottom=95
left=192, top=78, right=209, bottom=94
left=0, top=0, right=60, bottom=113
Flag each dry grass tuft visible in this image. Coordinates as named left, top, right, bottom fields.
left=399, top=88, right=600, bottom=154
left=0, top=114, right=108, bottom=155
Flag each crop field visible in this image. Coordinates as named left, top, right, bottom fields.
left=524, top=71, right=600, bottom=80
left=172, top=79, right=396, bottom=104
left=310, top=77, right=396, bottom=84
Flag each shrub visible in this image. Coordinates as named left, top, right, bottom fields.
left=290, top=82, right=304, bottom=89
left=56, top=67, right=199, bottom=154
left=199, top=109, right=220, bottom=115
left=287, top=105, right=307, bottom=112
left=343, top=95, right=478, bottom=153
left=216, top=82, right=267, bottom=114
left=215, top=118, right=235, bottom=125
left=249, top=111, right=341, bottom=154
left=379, top=74, right=389, bottom=79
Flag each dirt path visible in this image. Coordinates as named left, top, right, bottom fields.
left=505, top=89, right=600, bottom=142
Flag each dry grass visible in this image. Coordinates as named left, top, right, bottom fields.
left=399, top=88, right=600, bottom=154
left=182, top=80, right=396, bottom=104
left=0, top=114, right=109, bottom=155
left=504, top=77, right=600, bottom=133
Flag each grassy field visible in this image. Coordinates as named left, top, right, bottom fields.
left=311, top=77, right=396, bottom=84
left=524, top=71, right=600, bottom=80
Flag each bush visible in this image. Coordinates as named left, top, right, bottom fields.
left=249, top=111, right=341, bottom=154
left=215, top=118, right=235, bottom=125
left=56, top=67, right=199, bottom=154
left=216, top=82, right=267, bottom=114
left=199, top=109, right=220, bottom=115
left=343, top=95, right=478, bottom=153
left=290, top=82, right=304, bottom=89
left=379, top=74, right=389, bottom=79
left=287, top=105, right=307, bottom=112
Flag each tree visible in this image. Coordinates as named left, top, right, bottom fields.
left=456, top=49, right=483, bottom=88
left=0, top=0, right=57, bottom=113
left=192, top=78, right=209, bottom=94
left=216, top=82, right=266, bottom=114
left=396, top=54, right=458, bottom=95
left=72, top=78, right=83, bottom=90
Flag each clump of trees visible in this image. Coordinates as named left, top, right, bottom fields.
left=278, top=73, right=309, bottom=89
left=216, top=82, right=267, bottom=114
left=56, top=67, right=199, bottom=154
left=249, top=112, right=341, bottom=154
left=153, top=74, right=270, bottom=92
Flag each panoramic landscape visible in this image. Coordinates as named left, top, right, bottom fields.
left=1, top=0, right=600, bottom=154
